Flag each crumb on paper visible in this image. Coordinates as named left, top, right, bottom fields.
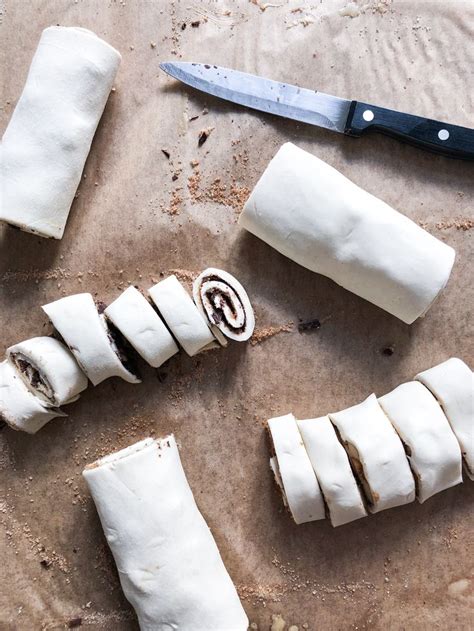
left=187, top=168, right=250, bottom=214
left=198, top=127, right=214, bottom=146
left=168, top=268, right=196, bottom=283
left=161, top=149, right=170, bottom=159
left=298, top=318, right=321, bottom=333
left=251, top=322, right=294, bottom=345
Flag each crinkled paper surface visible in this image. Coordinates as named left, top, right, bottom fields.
left=1, top=1, right=473, bottom=629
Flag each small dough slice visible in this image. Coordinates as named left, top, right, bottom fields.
left=148, top=275, right=217, bottom=357
left=329, top=394, right=415, bottom=513
left=42, top=293, right=140, bottom=386
left=267, top=413, right=325, bottom=524
left=297, top=416, right=367, bottom=526
left=7, top=336, right=88, bottom=407
left=415, top=358, right=473, bottom=480
left=192, top=268, right=255, bottom=345
left=379, top=381, right=462, bottom=502
left=0, top=361, right=66, bottom=433
left=105, top=286, right=178, bottom=368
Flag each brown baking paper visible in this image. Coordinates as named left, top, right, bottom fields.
left=1, top=1, right=473, bottom=629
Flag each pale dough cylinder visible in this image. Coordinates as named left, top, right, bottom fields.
left=379, top=381, right=462, bottom=502
left=0, top=26, right=121, bottom=239
left=148, top=275, right=216, bottom=357
left=0, top=361, right=66, bottom=433
left=192, top=268, right=255, bottom=345
left=297, top=416, right=367, bottom=526
left=42, top=293, right=140, bottom=386
left=239, top=143, right=455, bottom=324
left=329, top=394, right=416, bottom=513
left=83, top=436, right=248, bottom=631
left=268, top=413, right=325, bottom=524
left=415, top=358, right=474, bottom=480
left=7, top=336, right=88, bottom=406
left=104, top=286, right=178, bottom=368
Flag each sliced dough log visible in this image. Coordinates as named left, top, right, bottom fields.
left=329, top=394, right=415, bottom=513
left=0, top=361, right=66, bottom=433
left=239, top=142, right=455, bottom=324
left=104, top=286, right=178, bottom=368
left=42, top=293, right=140, bottom=386
left=148, top=275, right=217, bottom=357
left=192, top=268, right=255, bottom=345
left=415, top=358, right=474, bottom=480
left=298, top=416, right=367, bottom=526
left=83, top=435, right=248, bottom=631
left=268, top=413, right=325, bottom=524
left=0, top=27, right=121, bottom=239
left=379, top=381, right=462, bottom=502
left=7, top=336, right=88, bottom=407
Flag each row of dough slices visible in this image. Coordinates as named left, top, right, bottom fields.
left=0, top=269, right=254, bottom=434
left=268, top=358, right=473, bottom=527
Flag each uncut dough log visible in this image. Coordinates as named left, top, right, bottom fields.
left=329, top=394, right=416, bottom=513
left=105, top=286, right=178, bottom=368
left=7, top=336, right=88, bottom=406
left=268, top=413, right=325, bottom=524
left=379, top=381, right=462, bottom=502
left=0, top=361, right=66, bottom=433
left=149, top=275, right=216, bottom=357
left=42, top=293, right=140, bottom=386
left=192, top=268, right=255, bottom=346
left=0, top=26, right=121, bottom=239
left=83, top=436, right=248, bottom=631
left=240, top=143, right=455, bottom=324
left=298, top=416, right=367, bottom=526
left=415, top=358, right=474, bottom=480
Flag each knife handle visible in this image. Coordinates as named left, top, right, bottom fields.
left=345, top=101, right=474, bottom=160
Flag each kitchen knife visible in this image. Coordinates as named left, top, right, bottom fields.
left=160, top=62, right=474, bottom=160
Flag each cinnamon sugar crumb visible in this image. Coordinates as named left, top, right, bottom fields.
left=251, top=322, right=294, bottom=345
left=168, top=268, right=196, bottom=283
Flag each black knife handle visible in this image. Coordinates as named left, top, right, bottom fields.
left=345, top=100, right=474, bottom=160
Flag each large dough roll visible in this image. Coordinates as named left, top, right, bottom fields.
left=0, top=361, right=66, bottom=433
left=7, top=336, right=88, bottom=407
left=192, top=268, right=255, bottom=346
left=0, top=27, right=121, bottom=239
left=42, top=293, right=140, bottom=386
left=83, top=436, right=248, bottom=631
left=240, top=143, right=455, bottom=324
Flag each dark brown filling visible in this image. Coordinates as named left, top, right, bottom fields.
left=204, top=276, right=245, bottom=332
left=16, top=358, right=43, bottom=388
left=106, top=320, right=141, bottom=379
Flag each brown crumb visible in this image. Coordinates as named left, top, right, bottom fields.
left=198, top=127, right=214, bottom=146
left=150, top=41, right=156, bottom=48
left=161, top=149, right=170, bottom=159
left=187, top=168, right=250, bottom=213
left=298, top=318, right=321, bottom=333
left=67, top=618, right=82, bottom=628
left=251, top=322, right=294, bottom=345
left=164, top=190, right=182, bottom=216
left=168, top=268, right=196, bottom=283
left=191, top=20, right=200, bottom=27
left=435, top=218, right=474, bottom=231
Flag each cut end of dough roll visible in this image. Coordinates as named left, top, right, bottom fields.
left=192, top=268, right=255, bottom=344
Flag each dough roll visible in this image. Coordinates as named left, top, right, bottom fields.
left=379, top=382, right=462, bottom=502
left=298, top=416, right=367, bottom=526
left=42, top=293, right=140, bottom=386
left=415, top=358, right=473, bottom=480
left=192, top=268, right=255, bottom=345
left=0, top=361, right=66, bottom=433
left=105, top=286, right=178, bottom=368
left=83, top=436, right=248, bottom=631
left=329, top=394, right=415, bottom=513
left=240, top=143, right=455, bottom=324
left=268, top=413, right=325, bottom=524
left=0, top=27, right=121, bottom=239
left=7, top=336, right=88, bottom=406
left=148, top=275, right=217, bottom=357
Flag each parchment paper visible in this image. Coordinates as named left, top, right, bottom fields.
left=1, top=1, right=473, bottom=629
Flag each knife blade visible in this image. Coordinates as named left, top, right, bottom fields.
left=160, top=62, right=474, bottom=160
